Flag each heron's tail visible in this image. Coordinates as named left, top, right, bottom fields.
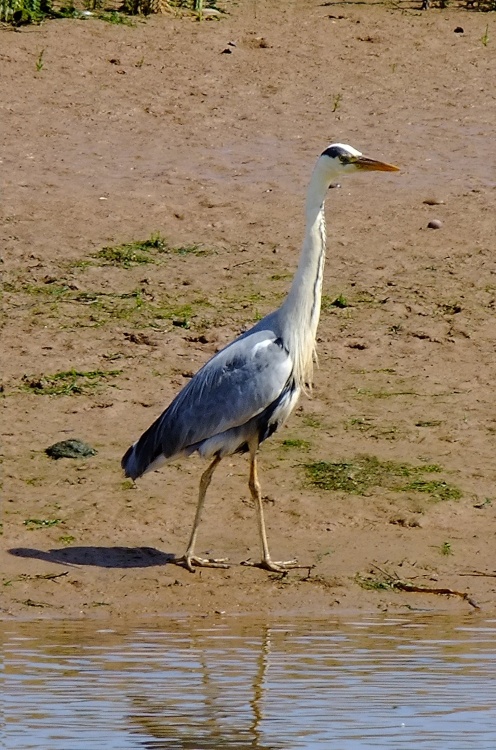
left=121, top=442, right=142, bottom=480
left=121, top=438, right=167, bottom=480
left=121, top=412, right=174, bottom=480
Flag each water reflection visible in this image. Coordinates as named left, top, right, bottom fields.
left=128, top=627, right=279, bottom=749
left=4, top=616, right=496, bottom=750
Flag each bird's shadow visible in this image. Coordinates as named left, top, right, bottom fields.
left=8, top=546, right=174, bottom=569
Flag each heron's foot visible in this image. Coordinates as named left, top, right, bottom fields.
left=241, top=557, right=302, bottom=573
left=172, top=554, right=230, bottom=573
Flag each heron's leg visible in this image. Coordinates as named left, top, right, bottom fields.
left=172, top=454, right=229, bottom=572
left=241, top=447, right=301, bottom=573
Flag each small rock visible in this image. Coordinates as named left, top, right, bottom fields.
left=221, top=48, right=233, bottom=54
left=427, top=219, right=443, bottom=229
left=186, top=334, right=209, bottom=344
left=45, top=439, right=97, bottom=460
left=202, top=8, right=222, bottom=17
left=124, top=331, right=156, bottom=346
left=347, top=340, right=368, bottom=350
left=423, top=197, right=445, bottom=205
left=390, top=516, right=421, bottom=528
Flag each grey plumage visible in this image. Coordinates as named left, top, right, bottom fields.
left=122, top=318, right=297, bottom=478
left=122, top=143, right=399, bottom=572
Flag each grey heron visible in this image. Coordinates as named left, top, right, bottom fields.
left=122, top=143, right=399, bottom=573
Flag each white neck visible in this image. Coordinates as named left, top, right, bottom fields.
left=279, top=157, right=333, bottom=389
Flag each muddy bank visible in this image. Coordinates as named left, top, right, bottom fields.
left=2, top=1, right=495, bottom=619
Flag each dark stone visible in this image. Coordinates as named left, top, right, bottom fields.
left=45, top=439, right=97, bottom=460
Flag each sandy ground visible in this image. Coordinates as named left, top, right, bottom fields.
left=2, top=1, right=496, bottom=620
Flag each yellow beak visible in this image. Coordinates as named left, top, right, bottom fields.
left=354, top=156, right=400, bottom=172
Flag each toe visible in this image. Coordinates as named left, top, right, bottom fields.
left=241, top=558, right=301, bottom=572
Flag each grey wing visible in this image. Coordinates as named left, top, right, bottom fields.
left=122, top=328, right=293, bottom=479
left=170, top=331, right=293, bottom=444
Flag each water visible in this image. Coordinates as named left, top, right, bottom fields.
left=4, top=615, right=496, bottom=749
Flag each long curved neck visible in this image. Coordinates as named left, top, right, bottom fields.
left=279, top=158, right=332, bottom=389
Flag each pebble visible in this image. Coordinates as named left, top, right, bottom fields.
left=427, top=219, right=443, bottom=229
left=423, top=197, right=445, bottom=205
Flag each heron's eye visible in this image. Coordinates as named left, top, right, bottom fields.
left=339, top=155, right=349, bottom=165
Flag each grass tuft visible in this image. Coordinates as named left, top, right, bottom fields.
left=24, top=518, right=62, bottom=529
left=440, top=541, right=453, bottom=556
left=328, top=293, right=349, bottom=309
left=301, top=413, right=322, bottom=429
left=304, top=455, right=460, bottom=501
left=98, top=10, right=136, bottom=26
left=168, top=243, right=213, bottom=257
left=92, top=234, right=213, bottom=268
left=355, top=573, right=393, bottom=591
left=94, top=235, right=166, bottom=268
left=21, top=369, right=121, bottom=396
left=402, top=479, right=462, bottom=502
left=59, top=535, right=75, bottom=545
left=281, top=438, right=311, bottom=451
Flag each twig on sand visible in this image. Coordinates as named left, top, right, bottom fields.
left=35, top=571, right=69, bottom=581
left=364, top=564, right=481, bottom=610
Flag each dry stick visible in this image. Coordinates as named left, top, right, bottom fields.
left=459, top=570, right=496, bottom=578
left=370, top=564, right=480, bottom=610
left=35, top=572, right=69, bottom=581
left=226, top=259, right=255, bottom=270
left=392, top=581, right=480, bottom=611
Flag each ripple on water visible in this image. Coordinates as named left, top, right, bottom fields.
left=4, top=615, right=496, bottom=750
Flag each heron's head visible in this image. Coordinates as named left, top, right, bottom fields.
left=320, top=143, right=399, bottom=179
